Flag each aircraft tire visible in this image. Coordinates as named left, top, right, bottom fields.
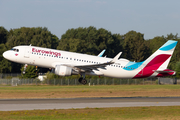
left=81, top=79, right=87, bottom=85
left=78, top=77, right=83, bottom=83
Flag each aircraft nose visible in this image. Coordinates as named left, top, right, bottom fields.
left=3, top=51, right=8, bottom=59
left=3, top=51, right=17, bottom=62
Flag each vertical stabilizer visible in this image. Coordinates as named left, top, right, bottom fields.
left=144, top=40, right=177, bottom=69
left=133, top=40, right=178, bottom=78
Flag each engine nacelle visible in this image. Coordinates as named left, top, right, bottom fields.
left=55, top=65, right=72, bottom=76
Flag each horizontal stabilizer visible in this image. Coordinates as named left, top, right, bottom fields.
left=154, top=69, right=176, bottom=76
left=154, top=70, right=176, bottom=73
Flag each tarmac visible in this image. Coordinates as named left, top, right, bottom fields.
left=1, top=97, right=180, bottom=111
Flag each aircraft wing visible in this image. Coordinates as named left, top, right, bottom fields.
left=62, top=52, right=122, bottom=72
left=74, top=61, right=113, bottom=71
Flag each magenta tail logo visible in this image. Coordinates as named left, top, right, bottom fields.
left=133, top=54, right=171, bottom=78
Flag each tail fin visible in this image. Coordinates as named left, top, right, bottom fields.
left=134, top=40, right=178, bottom=78
left=144, top=40, right=177, bottom=69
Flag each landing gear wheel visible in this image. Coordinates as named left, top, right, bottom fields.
left=78, top=77, right=83, bottom=83
left=81, top=79, right=87, bottom=85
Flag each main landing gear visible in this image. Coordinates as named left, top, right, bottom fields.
left=78, top=72, right=87, bottom=85
left=78, top=77, right=87, bottom=85
left=78, top=73, right=87, bottom=85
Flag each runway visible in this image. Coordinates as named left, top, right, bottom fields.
left=1, top=97, right=180, bottom=111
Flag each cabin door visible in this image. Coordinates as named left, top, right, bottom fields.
left=24, top=47, right=31, bottom=58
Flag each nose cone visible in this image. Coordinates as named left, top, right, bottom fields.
left=3, top=51, right=8, bottom=59
left=3, top=51, right=17, bottom=62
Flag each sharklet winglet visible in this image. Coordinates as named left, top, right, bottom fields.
left=98, top=49, right=106, bottom=57
left=110, top=52, right=122, bottom=63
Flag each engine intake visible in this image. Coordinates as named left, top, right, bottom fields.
left=55, top=65, right=72, bottom=76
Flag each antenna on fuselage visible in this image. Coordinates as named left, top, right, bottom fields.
left=29, top=44, right=31, bottom=46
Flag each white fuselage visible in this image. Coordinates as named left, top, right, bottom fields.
left=3, top=45, right=143, bottom=79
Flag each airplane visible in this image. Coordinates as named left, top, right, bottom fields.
left=3, top=40, right=178, bottom=85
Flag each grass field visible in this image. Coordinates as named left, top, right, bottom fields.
left=0, top=85, right=180, bottom=98
left=1, top=85, right=180, bottom=120
left=0, top=106, right=180, bottom=120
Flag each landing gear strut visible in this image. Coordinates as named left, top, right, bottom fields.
left=78, top=77, right=87, bottom=85
left=23, top=64, right=28, bottom=74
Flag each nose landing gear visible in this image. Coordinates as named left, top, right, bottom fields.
left=23, top=64, right=28, bottom=74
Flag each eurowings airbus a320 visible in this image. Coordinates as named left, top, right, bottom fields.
left=3, top=40, right=178, bottom=84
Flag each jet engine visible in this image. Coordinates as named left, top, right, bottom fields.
left=54, top=65, right=78, bottom=76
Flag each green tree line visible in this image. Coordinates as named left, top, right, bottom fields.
left=0, top=26, right=180, bottom=77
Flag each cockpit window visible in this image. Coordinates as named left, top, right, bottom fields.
left=11, top=48, right=19, bottom=52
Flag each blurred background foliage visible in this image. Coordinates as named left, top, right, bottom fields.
left=0, top=26, right=180, bottom=78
